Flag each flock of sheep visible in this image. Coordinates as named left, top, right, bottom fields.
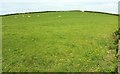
left=14, top=14, right=63, bottom=18
left=14, top=11, right=98, bottom=19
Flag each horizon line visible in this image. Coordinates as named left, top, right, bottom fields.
left=0, top=10, right=119, bottom=16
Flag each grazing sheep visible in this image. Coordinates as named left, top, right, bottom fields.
left=94, top=14, right=97, bottom=15
left=22, top=15, right=25, bottom=17
left=58, top=15, right=61, bottom=18
left=28, top=15, right=31, bottom=18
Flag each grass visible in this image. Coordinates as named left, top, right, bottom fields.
left=2, top=11, right=118, bottom=72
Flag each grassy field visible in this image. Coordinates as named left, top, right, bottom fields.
left=2, top=11, right=118, bottom=72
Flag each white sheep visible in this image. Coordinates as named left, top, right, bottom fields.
left=58, top=15, right=61, bottom=18
left=28, top=15, right=31, bottom=18
left=22, top=15, right=25, bottom=17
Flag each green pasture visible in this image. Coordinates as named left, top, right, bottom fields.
left=2, top=11, right=118, bottom=72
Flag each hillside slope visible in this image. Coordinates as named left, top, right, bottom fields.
left=2, top=11, right=118, bottom=72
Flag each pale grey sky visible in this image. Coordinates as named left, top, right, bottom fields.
left=0, top=0, right=119, bottom=15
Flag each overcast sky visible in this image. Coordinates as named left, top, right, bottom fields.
left=0, top=0, right=120, bottom=15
